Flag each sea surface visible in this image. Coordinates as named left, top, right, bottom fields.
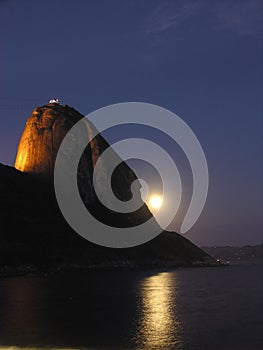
left=0, top=264, right=262, bottom=350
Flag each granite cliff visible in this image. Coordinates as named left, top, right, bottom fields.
left=14, top=103, right=150, bottom=226
left=0, top=103, right=216, bottom=272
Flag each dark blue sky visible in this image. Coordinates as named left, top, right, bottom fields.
left=1, top=0, right=262, bottom=246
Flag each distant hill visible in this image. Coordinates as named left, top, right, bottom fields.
left=202, top=245, right=263, bottom=264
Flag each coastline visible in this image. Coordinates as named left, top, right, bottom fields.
left=0, top=259, right=224, bottom=278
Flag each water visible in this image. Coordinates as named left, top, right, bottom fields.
left=0, top=264, right=262, bottom=350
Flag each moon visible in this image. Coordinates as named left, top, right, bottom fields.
left=147, top=194, right=163, bottom=211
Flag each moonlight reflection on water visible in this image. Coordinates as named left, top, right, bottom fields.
left=134, top=272, right=183, bottom=349
left=0, top=266, right=262, bottom=349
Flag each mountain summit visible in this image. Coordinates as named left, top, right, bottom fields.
left=15, top=103, right=85, bottom=177
left=14, top=103, right=150, bottom=225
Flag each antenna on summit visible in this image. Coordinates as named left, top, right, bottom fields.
left=49, top=98, right=59, bottom=104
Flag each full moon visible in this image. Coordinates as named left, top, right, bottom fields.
left=147, top=194, right=163, bottom=211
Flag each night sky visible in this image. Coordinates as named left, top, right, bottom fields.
left=1, top=0, right=262, bottom=246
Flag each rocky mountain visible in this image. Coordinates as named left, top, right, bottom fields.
left=0, top=103, right=216, bottom=272
left=14, top=103, right=150, bottom=227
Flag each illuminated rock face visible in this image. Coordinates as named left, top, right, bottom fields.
left=15, top=104, right=96, bottom=178
left=14, top=104, right=142, bottom=211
